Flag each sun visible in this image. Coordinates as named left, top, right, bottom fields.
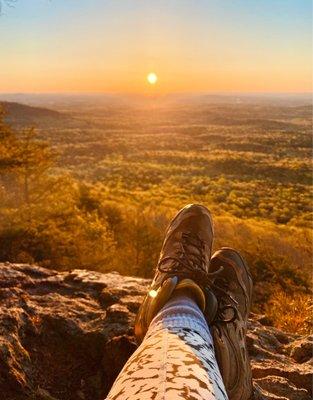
left=147, top=72, right=158, bottom=85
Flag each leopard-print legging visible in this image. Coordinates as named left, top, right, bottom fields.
left=106, top=295, right=228, bottom=400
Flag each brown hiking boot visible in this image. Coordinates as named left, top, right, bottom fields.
left=209, top=247, right=253, bottom=400
left=135, top=204, right=218, bottom=343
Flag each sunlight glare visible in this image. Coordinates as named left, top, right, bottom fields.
left=149, top=289, right=158, bottom=298
left=147, top=72, right=158, bottom=85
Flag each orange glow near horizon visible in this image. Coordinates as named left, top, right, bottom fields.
left=2, top=67, right=311, bottom=95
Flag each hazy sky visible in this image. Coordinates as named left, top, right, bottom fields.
left=0, top=0, right=312, bottom=93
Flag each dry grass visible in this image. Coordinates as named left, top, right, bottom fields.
left=264, top=291, right=312, bottom=335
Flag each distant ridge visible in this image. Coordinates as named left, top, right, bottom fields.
left=0, top=101, right=69, bottom=125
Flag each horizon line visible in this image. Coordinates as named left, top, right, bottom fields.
left=0, top=91, right=312, bottom=97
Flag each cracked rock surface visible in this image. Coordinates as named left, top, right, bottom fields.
left=0, top=263, right=312, bottom=400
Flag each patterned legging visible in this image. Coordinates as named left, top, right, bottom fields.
left=106, top=294, right=228, bottom=400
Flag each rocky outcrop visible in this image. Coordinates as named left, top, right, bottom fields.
left=0, top=263, right=311, bottom=400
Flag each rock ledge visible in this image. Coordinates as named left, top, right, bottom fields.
left=0, top=263, right=311, bottom=400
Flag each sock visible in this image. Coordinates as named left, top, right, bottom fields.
left=146, top=292, right=213, bottom=344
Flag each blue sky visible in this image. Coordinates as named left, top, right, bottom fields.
left=0, top=0, right=312, bottom=93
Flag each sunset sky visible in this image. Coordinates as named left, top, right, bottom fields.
left=0, top=0, right=312, bottom=93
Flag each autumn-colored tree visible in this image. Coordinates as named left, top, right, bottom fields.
left=0, top=108, right=54, bottom=209
left=0, top=110, right=116, bottom=269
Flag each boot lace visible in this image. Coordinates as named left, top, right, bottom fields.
left=157, top=231, right=216, bottom=284
left=157, top=231, right=238, bottom=324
